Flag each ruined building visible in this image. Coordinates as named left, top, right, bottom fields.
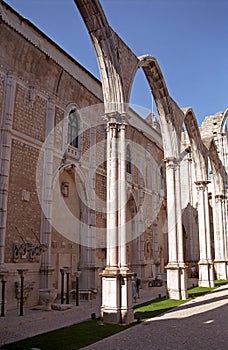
left=0, top=0, right=227, bottom=322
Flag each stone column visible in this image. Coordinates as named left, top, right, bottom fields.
left=174, top=158, right=189, bottom=296
left=108, top=123, right=118, bottom=268
left=165, top=158, right=188, bottom=300
left=214, top=195, right=227, bottom=279
left=196, top=181, right=214, bottom=287
left=101, top=114, right=134, bottom=324
left=220, top=132, right=228, bottom=172
left=0, top=75, right=16, bottom=271
left=119, top=123, right=127, bottom=269
left=224, top=196, right=228, bottom=277
left=40, top=98, right=55, bottom=288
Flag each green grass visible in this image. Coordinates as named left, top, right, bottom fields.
left=134, top=297, right=187, bottom=321
left=2, top=280, right=227, bottom=350
left=1, top=319, right=134, bottom=350
left=188, top=279, right=228, bottom=298
left=134, top=279, right=228, bottom=322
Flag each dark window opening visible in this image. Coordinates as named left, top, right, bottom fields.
left=68, top=110, right=79, bottom=148
left=126, top=145, right=132, bottom=174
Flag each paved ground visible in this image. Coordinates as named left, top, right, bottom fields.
left=0, top=285, right=166, bottom=348
left=0, top=284, right=227, bottom=349
left=83, top=284, right=228, bottom=350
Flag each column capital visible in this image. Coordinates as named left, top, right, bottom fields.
left=103, top=111, right=128, bottom=124
left=164, top=157, right=178, bottom=169
left=195, top=180, right=210, bottom=190
left=215, top=194, right=225, bottom=202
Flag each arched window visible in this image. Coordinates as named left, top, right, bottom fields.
left=68, top=110, right=79, bottom=148
left=160, top=166, right=164, bottom=189
left=126, top=145, right=132, bottom=174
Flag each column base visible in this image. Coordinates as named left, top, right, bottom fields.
left=214, top=260, right=227, bottom=280
left=166, top=263, right=188, bottom=300
left=198, top=261, right=214, bottom=287
left=101, top=268, right=134, bottom=324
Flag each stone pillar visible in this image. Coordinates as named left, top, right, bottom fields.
left=214, top=195, right=227, bottom=279
left=224, top=197, right=228, bottom=277
left=219, top=132, right=228, bottom=277
left=0, top=75, right=15, bottom=270
left=40, top=98, right=55, bottom=288
left=220, top=132, right=228, bottom=172
left=196, top=181, right=214, bottom=287
left=101, top=113, right=134, bottom=324
left=165, top=158, right=188, bottom=300
left=119, top=123, right=127, bottom=269
left=108, top=123, right=118, bottom=268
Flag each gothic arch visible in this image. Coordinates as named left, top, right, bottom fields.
left=74, top=1, right=181, bottom=159
left=74, top=0, right=138, bottom=113
left=137, top=55, right=180, bottom=158
left=74, top=0, right=188, bottom=302
left=208, top=140, right=226, bottom=194
left=184, top=107, right=215, bottom=287
left=56, top=162, right=88, bottom=203
left=183, top=107, right=208, bottom=181
left=220, top=108, right=228, bottom=133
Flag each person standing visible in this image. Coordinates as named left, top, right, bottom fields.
left=132, top=276, right=137, bottom=303
left=134, top=273, right=141, bottom=299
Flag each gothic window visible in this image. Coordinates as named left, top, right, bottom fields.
left=68, top=110, right=79, bottom=148
left=160, top=166, right=165, bottom=189
left=126, top=145, right=132, bottom=174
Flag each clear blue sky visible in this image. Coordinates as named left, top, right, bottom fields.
left=2, top=0, right=228, bottom=125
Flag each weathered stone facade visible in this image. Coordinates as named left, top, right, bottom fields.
left=0, top=2, right=167, bottom=311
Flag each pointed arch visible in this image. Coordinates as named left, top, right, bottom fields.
left=74, top=0, right=188, bottom=301
left=183, top=107, right=208, bottom=182
left=220, top=108, right=228, bottom=133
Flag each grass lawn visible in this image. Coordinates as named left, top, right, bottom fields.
left=133, top=298, right=187, bottom=322
left=134, top=279, right=228, bottom=322
left=2, top=280, right=227, bottom=350
left=1, top=320, right=135, bottom=350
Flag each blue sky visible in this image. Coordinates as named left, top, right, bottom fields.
left=2, top=0, right=228, bottom=125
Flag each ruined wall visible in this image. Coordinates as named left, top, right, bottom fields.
left=0, top=9, right=103, bottom=309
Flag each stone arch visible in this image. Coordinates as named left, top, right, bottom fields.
left=52, top=162, right=89, bottom=242
left=74, top=0, right=188, bottom=304
left=183, top=107, right=214, bottom=287
left=219, top=108, right=228, bottom=173
left=74, top=1, right=181, bottom=159
left=137, top=55, right=180, bottom=158
left=74, top=1, right=138, bottom=113
left=208, top=140, right=226, bottom=194
left=220, top=108, right=228, bottom=133
left=208, top=139, right=228, bottom=280
left=53, top=162, right=88, bottom=205
left=126, top=193, right=137, bottom=263
left=183, top=107, right=208, bottom=181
